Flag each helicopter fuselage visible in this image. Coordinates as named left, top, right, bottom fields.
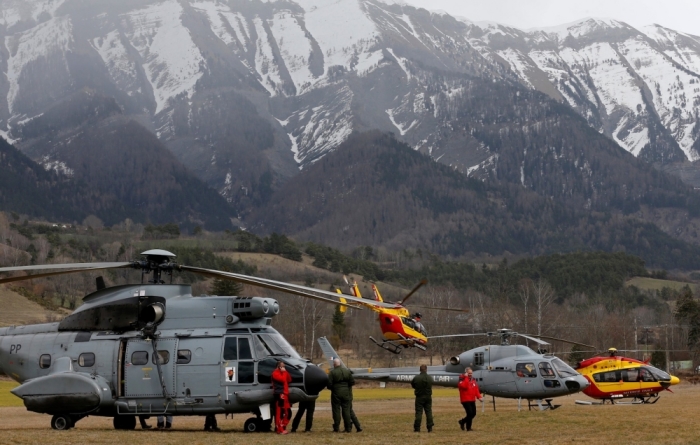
left=0, top=284, right=328, bottom=423
left=346, top=344, right=590, bottom=400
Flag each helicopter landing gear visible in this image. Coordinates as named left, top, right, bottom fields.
left=243, top=417, right=271, bottom=433
left=370, top=335, right=427, bottom=354
left=113, top=415, right=137, bottom=430
left=51, top=414, right=74, bottom=430
left=370, top=336, right=402, bottom=354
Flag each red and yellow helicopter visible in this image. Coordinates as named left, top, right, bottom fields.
left=335, top=277, right=468, bottom=354
left=575, top=348, right=680, bottom=404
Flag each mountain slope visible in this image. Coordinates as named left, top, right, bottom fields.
left=249, top=131, right=700, bottom=269
left=14, top=90, right=234, bottom=229
left=464, top=18, right=700, bottom=166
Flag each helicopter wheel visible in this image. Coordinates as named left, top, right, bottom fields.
left=51, top=414, right=73, bottom=430
left=244, top=417, right=262, bottom=433
left=113, top=415, right=137, bottom=430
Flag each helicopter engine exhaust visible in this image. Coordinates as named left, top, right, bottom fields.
left=449, top=356, right=460, bottom=365
left=142, top=303, right=165, bottom=324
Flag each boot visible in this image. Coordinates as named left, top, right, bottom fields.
left=165, top=422, right=172, bottom=429
left=459, top=419, right=465, bottom=430
left=157, top=421, right=164, bottom=429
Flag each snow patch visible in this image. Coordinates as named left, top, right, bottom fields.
left=294, top=0, right=378, bottom=72
left=5, top=15, right=73, bottom=114
left=120, top=0, right=206, bottom=114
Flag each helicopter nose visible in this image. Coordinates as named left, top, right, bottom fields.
left=304, top=364, right=328, bottom=396
left=566, top=375, right=590, bottom=392
left=661, top=375, right=681, bottom=388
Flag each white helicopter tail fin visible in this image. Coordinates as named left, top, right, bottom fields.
left=317, top=336, right=345, bottom=368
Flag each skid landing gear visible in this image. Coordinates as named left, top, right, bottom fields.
left=370, top=335, right=427, bottom=354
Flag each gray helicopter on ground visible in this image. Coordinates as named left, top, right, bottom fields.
left=0, top=249, right=391, bottom=431
left=318, top=329, right=593, bottom=411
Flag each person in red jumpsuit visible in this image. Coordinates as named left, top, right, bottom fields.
left=271, top=361, right=293, bottom=434
left=457, top=367, right=483, bottom=432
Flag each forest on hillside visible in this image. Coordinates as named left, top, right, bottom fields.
left=0, top=212, right=698, bottom=369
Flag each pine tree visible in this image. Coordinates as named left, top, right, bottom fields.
left=331, top=306, right=346, bottom=348
left=211, top=279, right=243, bottom=296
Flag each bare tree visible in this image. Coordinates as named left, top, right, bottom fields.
left=532, top=279, right=556, bottom=336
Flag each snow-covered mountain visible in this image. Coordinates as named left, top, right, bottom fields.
left=4, top=0, right=700, bottom=210
left=464, top=18, right=700, bottom=164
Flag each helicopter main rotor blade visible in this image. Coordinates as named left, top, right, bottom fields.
left=529, top=335, right=595, bottom=350
left=398, top=279, right=427, bottom=306
left=426, top=333, right=489, bottom=340
left=0, top=262, right=132, bottom=285
left=409, top=305, right=469, bottom=313
left=512, top=333, right=550, bottom=346
left=179, top=266, right=361, bottom=308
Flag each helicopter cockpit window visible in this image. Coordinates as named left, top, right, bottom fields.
left=176, top=349, right=191, bottom=364
left=538, top=362, right=555, bottom=377
left=79, top=353, right=95, bottom=367
left=239, top=338, right=253, bottom=360
left=152, top=350, right=170, bottom=365
left=647, top=366, right=670, bottom=381
left=551, top=358, right=578, bottom=377
left=639, top=368, right=656, bottom=382
left=223, top=337, right=238, bottom=360
left=257, top=358, right=304, bottom=385
left=516, top=363, right=537, bottom=378
left=256, top=333, right=301, bottom=359
left=39, top=354, right=51, bottom=369
left=131, top=351, right=148, bottom=366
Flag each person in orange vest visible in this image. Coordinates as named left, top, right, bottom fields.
left=457, top=367, right=483, bottom=432
left=271, top=361, right=293, bottom=434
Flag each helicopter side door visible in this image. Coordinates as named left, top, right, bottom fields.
left=514, top=362, right=542, bottom=394
left=221, top=335, right=256, bottom=386
left=124, top=338, right=178, bottom=397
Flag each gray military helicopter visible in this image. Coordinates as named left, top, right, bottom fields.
left=318, top=329, right=593, bottom=411
left=0, top=249, right=388, bottom=431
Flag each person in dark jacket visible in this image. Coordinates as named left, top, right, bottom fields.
left=411, top=364, right=433, bottom=432
left=291, top=400, right=315, bottom=432
left=327, top=358, right=355, bottom=432
left=457, top=367, right=483, bottom=431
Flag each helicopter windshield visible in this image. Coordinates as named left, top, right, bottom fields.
left=254, top=332, right=301, bottom=359
left=646, top=365, right=671, bottom=381
left=551, top=358, right=578, bottom=377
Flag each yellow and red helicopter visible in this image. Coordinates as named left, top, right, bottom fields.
left=335, top=277, right=468, bottom=354
left=575, top=348, right=680, bottom=404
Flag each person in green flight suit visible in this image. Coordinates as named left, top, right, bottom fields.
left=411, top=364, right=433, bottom=432
left=328, top=358, right=355, bottom=432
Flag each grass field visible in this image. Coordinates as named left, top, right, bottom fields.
left=1, top=383, right=699, bottom=444
left=626, top=277, right=697, bottom=292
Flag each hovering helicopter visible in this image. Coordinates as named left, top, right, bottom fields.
left=574, top=348, right=680, bottom=404
left=335, top=277, right=469, bottom=354
left=0, top=249, right=388, bottom=431
left=319, top=329, right=592, bottom=411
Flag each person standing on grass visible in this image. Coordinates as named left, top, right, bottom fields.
left=272, top=361, right=292, bottom=435
left=291, top=400, right=315, bottom=433
left=457, top=367, right=482, bottom=432
left=328, top=358, right=354, bottom=432
left=411, top=364, right=433, bottom=432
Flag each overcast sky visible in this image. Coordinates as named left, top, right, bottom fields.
left=402, top=0, right=700, bottom=35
